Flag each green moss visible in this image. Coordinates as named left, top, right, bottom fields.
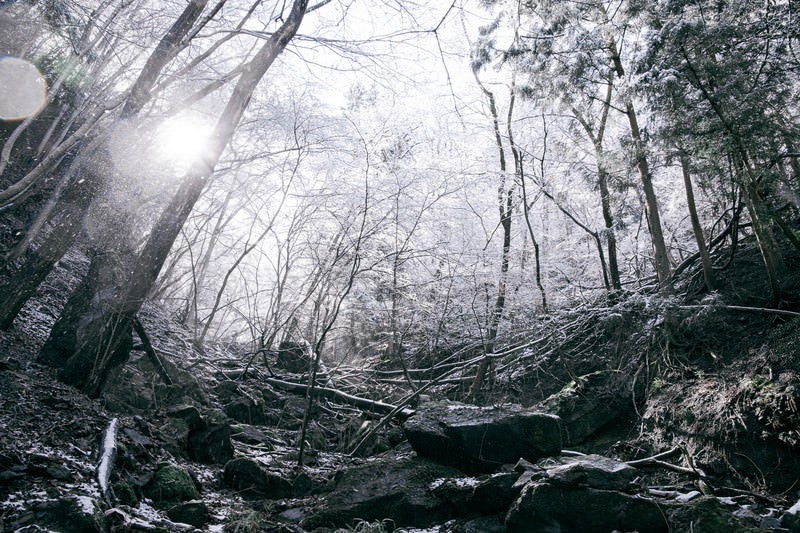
left=112, top=480, right=138, bottom=506
left=143, top=463, right=198, bottom=508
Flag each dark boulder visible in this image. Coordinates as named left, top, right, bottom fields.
left=668, top=496, right=765, bottom=532
left=544, top=454, right=637, bottom=491
left=506, top=481, right=669, bottom=533
left=188, top=422, right=234, bottom=464
left=540, top=370, right=631, bottom=447
left=299, top=455, right=463, bottom=530
left=784, top=498, right=800, bottom=531
left=166, top=405, right=234, bottom=464
left=142, top=463, right=198, bottom=509
left=20, top=495, right=104, bottom=533
left=223, top=457, right=293, bottom=498
left=403, top=400, right=561, bottom=473
left=166, top=500, right=210, bottom=527
left=276, top=341, right=309, bottom=373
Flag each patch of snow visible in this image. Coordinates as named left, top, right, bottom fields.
left=429, top=478, right=446, bottom=490
left=136, top=500, right=164, bottom=521
left=429, top=477, right=480, bottom=490
left=1, top=493, right=26, bottom=510
left=75, top=495, right=95, bottom=514
left=453, top=477, right=480, bottom=488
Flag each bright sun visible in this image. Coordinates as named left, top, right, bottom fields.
left=153, top=113, right=213, bottom=174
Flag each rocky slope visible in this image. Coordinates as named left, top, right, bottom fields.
left=2, top=244, right=800, bottom=532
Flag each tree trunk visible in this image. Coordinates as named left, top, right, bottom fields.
left=466, top=74, right=515, bottom=402
left=606, top=33, right=674, bottom=296
left=0, top=164, right=101, bottom=329
left=680, top=152, right=715, bottom=291
left=1, top=0, right=210, bottom=331
left=734, top=154, right=786, bottom=301
left=597, top=163, right=621, bottom=292
left=44, top=0, right=309, bottom=396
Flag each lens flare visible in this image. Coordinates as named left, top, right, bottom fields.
left=0, top=56, right=47, bottom=121
left=153, top=113, right=214, bottom=174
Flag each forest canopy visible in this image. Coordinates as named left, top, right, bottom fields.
left=0, top=0, right=798, bottom=398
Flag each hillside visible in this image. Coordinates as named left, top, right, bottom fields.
left=2, top=241, right=800, bottom=532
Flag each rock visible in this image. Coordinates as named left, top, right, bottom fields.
left=230, top=423, right=275, bottom=447
left=545, top=454, right=637, bottom=491
left=783, top=498, right=800, bottom=532
left=506, top=481, right=669, bottom=533
left=540, top=370, right=631, bottom=446
left=668, top=496, right=764, bottom=532
left=112, top=480, right=138, bottom=506
left=166, top=500, right=210, bottom=527
left=471, top=472, right=523, bottom=513
left=403, top=400, right=561, bottom=473
left=276, top=341, right=310, bottom=373
left=28, top=495, right=104, bottom=533
left=225, top=397, right=269, bottom=425
left=223, top=457, right=293, bottom=498
left=188, top=422, right=234, bottom=464
left=143, top=463, right=198, bottom=508
left=463, top=514, right=506, bottom=532
left=300, top=455, right=463, bottom=530
left=167, top=405, right=204, bottom=431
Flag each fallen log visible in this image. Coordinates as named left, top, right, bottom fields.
left=97, top=417, right=118, bottom=502
left=265, top=377, right=415, bottom=419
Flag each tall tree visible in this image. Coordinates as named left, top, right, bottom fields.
left=39, top=0, right=311, bottom=397
left=640, top=0, right=796, bottom=300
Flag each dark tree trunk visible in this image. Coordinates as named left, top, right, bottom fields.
left=680, top=152, right=715, bottom=291
left=0, top=166, right=100, bottom=329
left=606, top=32, right=674, bottom=296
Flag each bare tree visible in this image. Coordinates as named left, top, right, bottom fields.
left=39, top=0, right=311, bottom=397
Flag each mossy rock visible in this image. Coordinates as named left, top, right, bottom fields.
left=112, top=480, right=138, bottom=506
left=143, top=463, right=198, bottom=508
left=31, top=495, right=105, bottom=533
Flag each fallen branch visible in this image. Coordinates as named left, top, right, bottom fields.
left=626, top=445, right=707, bottom=478
left=132, top=317, right=173, bottom=385
left=679, top=304, right=800, bottom=319
left=625, top=446, right=681, bottom=467
left=265, top=377, right=415, bottom=418
left=97, top=417, right=119, bottom=502
left=349, top=351, right=489, bottom=456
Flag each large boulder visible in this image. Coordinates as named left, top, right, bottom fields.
left=540, top=370, right=631, bottom=447
left=188, top=422, right=233, bottom=464
left=403, top=400, right=561, bottom=473
left=166, top=500, right=210, bottom=528
left=783, top=497, right=800, bottom=531
left=668, top=496, right=765, bottom=533
left=276, top=341, right=310, bottom=373
left=223, top=457, right=293, bottom=499
left=21, top=495, right=105, bottom=533
left=506, top=482, right=669, bottom=533
left=142, top=463, right=198, bottom=509
left=545, top=454, right=638, bottom=491
left=298, top=455, right=463, bottom=530
left=167, top=405, right=234, bottom=464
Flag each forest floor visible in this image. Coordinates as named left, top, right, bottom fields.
left=1, top=241, right=800, bottom=532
